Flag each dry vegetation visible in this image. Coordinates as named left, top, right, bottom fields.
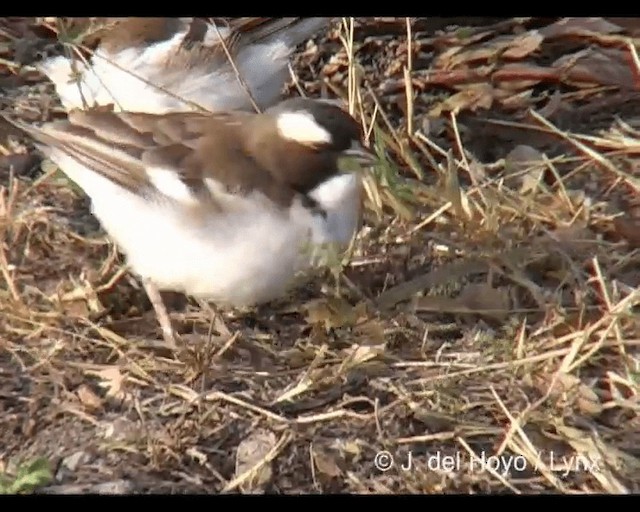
left=0, top=17, right=639, bottom=494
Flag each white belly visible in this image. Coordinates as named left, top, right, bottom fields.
left=50, top=152, right=361, bottom=307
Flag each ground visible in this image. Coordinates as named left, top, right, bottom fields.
left=0, top=17, right=639, bottom=494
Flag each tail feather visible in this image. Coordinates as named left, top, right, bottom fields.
left=32, top=17, right=334, bottom=114
left=228, top=17, right=333, bottom=49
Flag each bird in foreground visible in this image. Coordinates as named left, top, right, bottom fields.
left=36, top=17, right=333, bottom=114
left=6, top=97, right=376, bottom=347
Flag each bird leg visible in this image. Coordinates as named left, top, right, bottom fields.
left=142, top=277, right=179, bottom=349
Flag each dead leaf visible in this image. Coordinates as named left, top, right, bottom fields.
left=413, top=295, right=463, bottom=313
left=502, top=30, right=544, bottom=59
left=303, top=297, right=359, bottom=329
left=534, top=372, right=577, bottom=398
left=338, top=343, right=387, bottom=375
left=535, top=373, right=603, bottom=416
left=411, top=410, right=455, bottom=431
left=434, top=46, right=465, bottom=69
left=437, top=31, right=543, bottom=69
left=352, top=319, right=386, bottom=345
left=504, top=144, right=547, bottom=194
left=611, top=216, right=640, bottom=248
left=505, top=144, right=546, bottom=173
left=312, top=448, right=343, bottom=479
left=540, top=17, right=624, bottom=39
left=76, top=385, right=102, bottom=411
left=433, top=31, right=495, bottom=66
left=63, top=300, right=91, bottom=318
left=492, top=62, right=556, bottom=90
left=429, top=83, right=494, bottom=116
left=53, top=277, right=106, bottom=315
left=576, top=385, right=604, bottom=416
left=553, top=48, right=639, bottom=90
left=456, top=282, right=513, bottom=321
left=235, top=429, right=277, bottom=494
left=606, top=371, right=638, bottom=402
left=495, top=89, right=534, bottom=110
left=449, top=30, right=497, bottom=47
left=444, top=46, right=498, bottom=68
left=100, top=418, right=141, bottom=442
left=605, top=17, right=640, bottom=36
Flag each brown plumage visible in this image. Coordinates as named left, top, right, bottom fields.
left=7, top=98, right=369, bottom=210
left=4, top=97, right=374, bottom=349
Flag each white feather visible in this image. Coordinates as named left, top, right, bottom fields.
left=276, top=111, right=333, bottom=144
left=308, top=173, right=361, bottom=248
left=46, top=150, right=360, bottom=306
left=146, top=166, right=197, bottom=205
left=39, top=21, right=296, bottom=115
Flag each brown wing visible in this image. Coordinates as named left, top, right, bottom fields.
left=4, top=110, right=300, bottom=208
left=4, top=112, right=154, bottom=194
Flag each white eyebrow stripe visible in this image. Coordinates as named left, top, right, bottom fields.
left=276, top=111, right=333, bottom=144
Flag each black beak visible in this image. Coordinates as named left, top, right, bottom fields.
left=342, top=140, right=377, bottom=166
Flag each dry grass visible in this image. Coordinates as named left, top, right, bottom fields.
left=0, top=17, right=639, bottom=494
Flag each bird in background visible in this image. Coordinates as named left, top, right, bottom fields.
left=34, top=17, right=334, bottom=114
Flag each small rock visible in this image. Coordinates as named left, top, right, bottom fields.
left=62, top=450, right=93, bottom=472
left=55, top=450, right=94, bottom=482
left=100, top=417, right=140, bottom=442
left=0, top=153, right=42, bottom=181
left=234, top=429, right=277, bottom=494
left=91, top=480, right=135, bottom=494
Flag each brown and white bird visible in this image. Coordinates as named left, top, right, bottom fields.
left=6, top=98, right=375, bottom=347
left=36, top=17, right=333, bottom=114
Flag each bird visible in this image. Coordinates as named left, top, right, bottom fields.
left=33, top=17, right=334, bottom=115
left=5, top=97, right=376, bottom=348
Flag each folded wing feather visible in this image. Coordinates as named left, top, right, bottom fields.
left=6, top=111, right=298, bottom=209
